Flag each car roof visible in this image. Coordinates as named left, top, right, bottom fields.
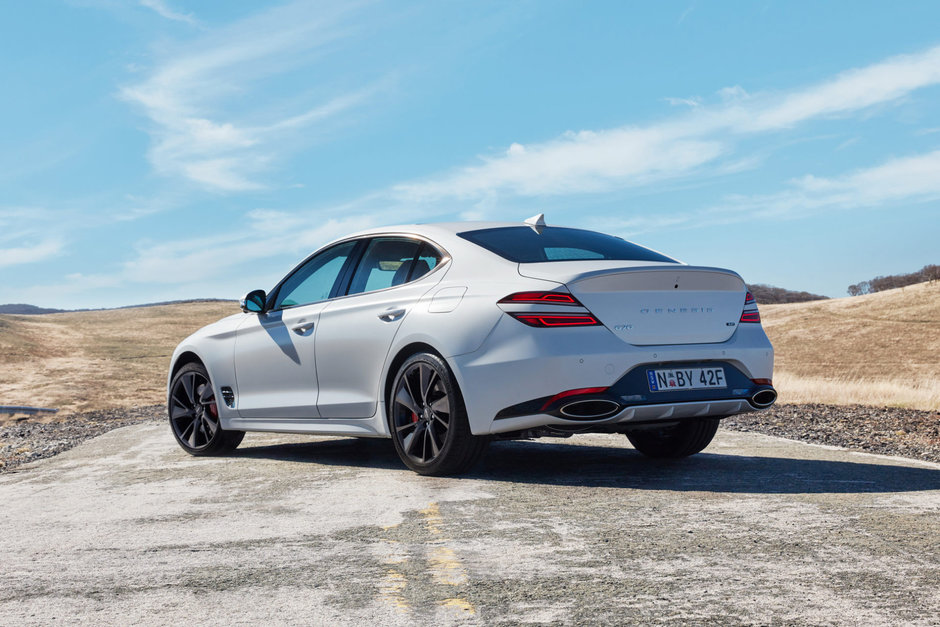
left=343, top=221, right=531, bottom=239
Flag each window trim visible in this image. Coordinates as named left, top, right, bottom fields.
left=338, top=236, right=448, bottom=298
left=265, top=233, right=450, bottom=311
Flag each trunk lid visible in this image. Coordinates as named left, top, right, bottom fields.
left=518, top=262, right=746, bottom=345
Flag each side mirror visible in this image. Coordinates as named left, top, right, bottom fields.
left=240, top=289, right=267, bottom=313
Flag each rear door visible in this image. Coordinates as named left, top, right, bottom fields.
left=315, top=238, right=444, bottom=418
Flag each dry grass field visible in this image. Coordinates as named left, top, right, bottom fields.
left=0, top=301, right=233, bottom=417
left=762, top=281, right=940, bottom=410
left=0, top=282, right=938, bottom=418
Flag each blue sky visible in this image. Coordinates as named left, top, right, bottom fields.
left=1, top=0, right=939, bottom=309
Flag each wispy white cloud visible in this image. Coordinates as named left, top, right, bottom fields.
left=121, top=210, right=385, bottom=287
left=122, top=1, right=383, bottom=192
left=740, top=45, right=940, bottom=131
left=394, top=44, right=940, bottom=203
left=752, top=149, right=940, bottom=215
left=592, top=149, right=940, bottom=235
left=0, top=238, right=64, bottom=269
left=139, top=0, right=196, bottom=25
left=394, top=127, right=726, bottom=199
left=664, top=96, right=701, bottom=108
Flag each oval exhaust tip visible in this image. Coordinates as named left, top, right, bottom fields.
left=750, top=389, right=777, bottom=409
left=559, top=399, right=621, bottom=420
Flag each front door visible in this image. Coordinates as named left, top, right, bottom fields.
left=233, top=240, right=358, bottom=419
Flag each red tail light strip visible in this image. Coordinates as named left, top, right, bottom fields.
left=540, top=387, right=610, bottom=411
left=509, top=313, right=602, bottom=328
left=499, top=291, right=582, bottom=305
left=740, top=291, right=760, bottom=323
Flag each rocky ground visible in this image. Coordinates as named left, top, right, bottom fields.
left=1, top=403, right=938, bottom=472
left=0, top=405, right=163, bottom=472
left=724, top=404, right=940, bottom=463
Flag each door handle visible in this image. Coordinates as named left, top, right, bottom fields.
left=291, top=321, right=315, bottom=335
left=377, top=308, right=406, bottom=322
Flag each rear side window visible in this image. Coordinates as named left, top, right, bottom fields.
left=411, top=243, right=441, bottom=280
left=346, top=238, right=443, bottom=296
left=457, top=226, right=677, bottom=263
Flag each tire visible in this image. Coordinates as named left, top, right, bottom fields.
left=168, top=362, right=245, bottom=456
left=625, top=418, right=720, bottom=458
left=387, top=352, right=488, bottom=476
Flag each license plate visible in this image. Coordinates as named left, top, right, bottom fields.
left=647, top=367, right=726, bottom=392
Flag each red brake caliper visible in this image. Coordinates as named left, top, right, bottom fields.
left=411, top=412, right=418, bottom=423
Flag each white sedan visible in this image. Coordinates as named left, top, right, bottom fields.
left=167, top=216, right=776, bottom=475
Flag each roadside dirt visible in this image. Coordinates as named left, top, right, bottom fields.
left=724, top=403, right=940, bottom=463
left=3, top=403, right=938, bottom=473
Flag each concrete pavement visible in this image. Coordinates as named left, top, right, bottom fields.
left=1, top=423, right=938, bottom=625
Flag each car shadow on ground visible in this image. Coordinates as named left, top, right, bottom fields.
left=230, top=437, right=940, bottom=495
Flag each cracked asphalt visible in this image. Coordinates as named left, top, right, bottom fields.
left=1, top=424, right=938, bottom=625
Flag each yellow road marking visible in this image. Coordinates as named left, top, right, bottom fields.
left=419, top=502, right=476, bottom=615
left=419, top=501, right=443, bottom=535
left=379, top=534, right=410, bottom=613
left=429, top=545, right=468, bottom=585
left=380, top=569, right=410, bottom=613
left=441, top=597, right=476, bottom=615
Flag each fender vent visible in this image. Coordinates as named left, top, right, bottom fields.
left=220, top=387, right=236, bottom=408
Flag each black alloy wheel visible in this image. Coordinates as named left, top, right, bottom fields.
left=389, top=353, right=487, bottom=475
left=168, top=363, right=244, bottom=456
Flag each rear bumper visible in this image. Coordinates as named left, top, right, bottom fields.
left=488, top=398, right=760, bottom=434
left=489, top=360, right=775, bottom=433
left=449, top=315, right=774, bottom=435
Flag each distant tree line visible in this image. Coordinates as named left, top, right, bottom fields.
left=847, top=264, right=940, bottom=296
left=746, top=284, right=828, bottom=304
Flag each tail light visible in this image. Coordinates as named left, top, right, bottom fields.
left=740, top=291, right=761, bottom=323
left=509, top=313, right=601, bottom=327
left=501, top=290, right=601, bottom=328
left=499, top=291, right=582, bottom=305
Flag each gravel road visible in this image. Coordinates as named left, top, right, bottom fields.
left=1, top=422, right=938, bottom=625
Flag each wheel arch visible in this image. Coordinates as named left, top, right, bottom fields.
left=382, top=342, right=447, bottom=426
left=170, top=350, right=205, bottom=379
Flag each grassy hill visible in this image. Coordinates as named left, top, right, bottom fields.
left=761, top=281, right=940, bottom=410
left=0, top=301, right=234, bottom=416
left=1, top=283, right=938, bottom=416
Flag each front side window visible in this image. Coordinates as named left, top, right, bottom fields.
left=273, top=241, right=357, bottom=309
left=458, top=226, right=677, bottom=264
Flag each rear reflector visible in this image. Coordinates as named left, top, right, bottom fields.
left=739, top=311, right=761, bottom=323
left=509, top=313, right=602, bottom=327
left=541, top=387, right=609, bottom=411
left=499, top=291, right=582, bottom=305
left=751, top=378, right=773, bottom=386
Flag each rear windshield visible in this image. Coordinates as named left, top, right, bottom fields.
left=457, top=226, right=677, bottom=264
